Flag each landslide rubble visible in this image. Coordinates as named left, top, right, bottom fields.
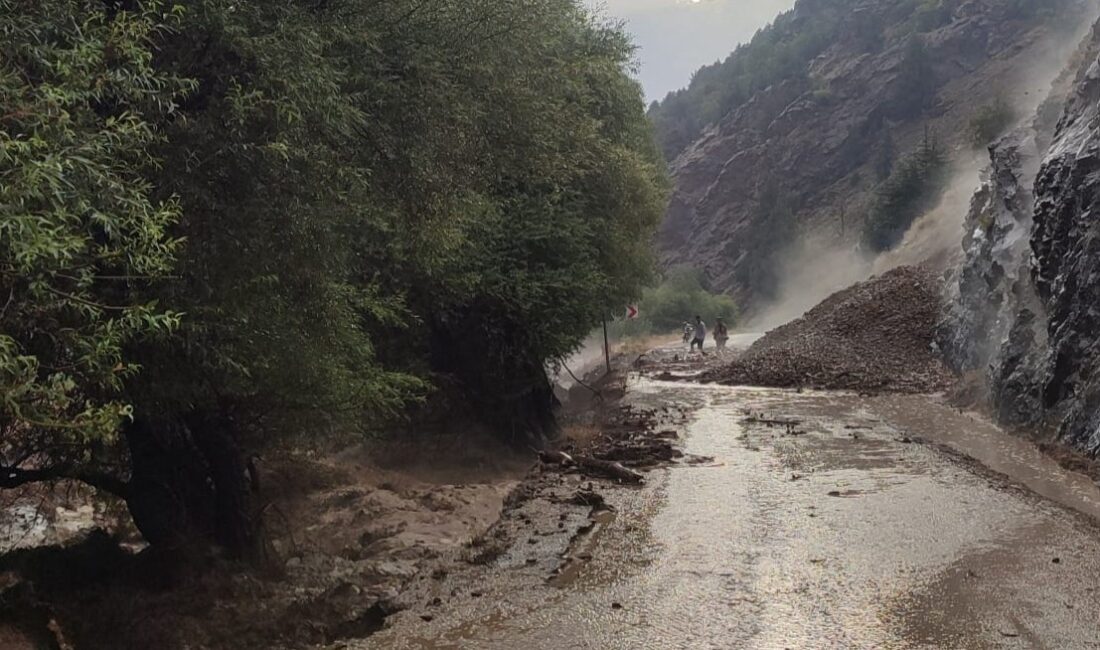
left=702, top=266, right=955, bottom=393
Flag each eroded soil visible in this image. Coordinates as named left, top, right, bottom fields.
left=351, top=378, right=1100, bottom=649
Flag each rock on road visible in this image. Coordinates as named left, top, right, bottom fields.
left=355, top=378, right=1100, bottom=649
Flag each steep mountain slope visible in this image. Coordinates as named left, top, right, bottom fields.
left=943, top=18, right=1100, bottom=454
left=654, top=0, right=1093, bottom=309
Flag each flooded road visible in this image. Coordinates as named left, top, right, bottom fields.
left=358, top=379, right=1100, bottom=649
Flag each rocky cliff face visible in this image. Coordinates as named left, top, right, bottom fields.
left=943, top=20, right=1100, bottom=453
left=659, top=0, right=1092, bottom=310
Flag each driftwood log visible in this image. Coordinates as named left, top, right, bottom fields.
left=576, top=456, right=644, bottom=484
left=538, top=450, right=644, bottom=484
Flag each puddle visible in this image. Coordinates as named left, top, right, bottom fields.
left=550, top=509, right=616, bottom=587
left=867, top=394, right=1100, bottom=521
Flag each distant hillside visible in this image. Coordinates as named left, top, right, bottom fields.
left=652, top=0, right=1093, bottom=310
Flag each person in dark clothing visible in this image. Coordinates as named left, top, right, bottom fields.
left=714, top=318, right=730, bottom=353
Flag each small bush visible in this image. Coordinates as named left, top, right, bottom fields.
left=969, top=98, right=1015, bottom=148
left=612, top=268, right=737, bottom=338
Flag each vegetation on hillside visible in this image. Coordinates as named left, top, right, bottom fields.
left=648, top=0, right=1069, bottom=161
left=0, top=0, right=668, bottom=557
left=613, top=268, right=737, bottom=337
left=863, top=134, right=949, bottom=252
left=968, top=98, right=1016, bottom=148
left=647, top=2, right=844, bottom=160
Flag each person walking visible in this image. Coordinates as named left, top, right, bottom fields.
left=714, top=318, right=729, bottom=354
left=691, top=315, right=707, bottom=352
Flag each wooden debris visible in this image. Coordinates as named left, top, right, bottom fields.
left=575, top=456, right=644, bottom=484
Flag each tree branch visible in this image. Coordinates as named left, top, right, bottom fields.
left=0, top=464, right=129, bottom=499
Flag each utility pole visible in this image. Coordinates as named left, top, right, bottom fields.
left=603, top=318, right=612, bottom=376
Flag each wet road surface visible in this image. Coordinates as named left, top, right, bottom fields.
left=358, top=379, right=1100, bottom=649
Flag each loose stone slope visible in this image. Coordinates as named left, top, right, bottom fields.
left=703, top=266, right=956, bottom=393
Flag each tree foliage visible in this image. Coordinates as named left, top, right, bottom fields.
left=862, top=133, right=948, bottom=252
left=613, top=268, right=737, bottom=338
left=0, top=0, right=189, bottom=483
left=125, top=0, right=668, bottom=439
left=1, top=0, right=668, bottom=551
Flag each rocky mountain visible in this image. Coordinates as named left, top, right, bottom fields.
left=942, top=18, right=1100, bottom=454
left=654, top=0, right=1094, bottom=310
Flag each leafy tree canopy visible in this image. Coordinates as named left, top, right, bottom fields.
left=1, top=0, right=669, bottom=550
left=614, top=268, right=737, bottom=338
left=0, top=0, right=189, bottom=486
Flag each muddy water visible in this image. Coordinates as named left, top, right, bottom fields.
left=359, top=380, right=1100, bottom=649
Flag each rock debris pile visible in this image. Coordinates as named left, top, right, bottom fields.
left=702, top=266, right=956, bottom=393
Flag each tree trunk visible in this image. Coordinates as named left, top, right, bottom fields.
left=124, top=417, right=216, bottom=553
left=186, top=412, right=262, bottom=561
left=124, top=413, right=261, bottom=562
left=430, top=307, right=560, bottom=447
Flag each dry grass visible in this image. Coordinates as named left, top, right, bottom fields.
left=617, top=334, right=680, bottom=358
left=562, top=424, right=601, bottom=452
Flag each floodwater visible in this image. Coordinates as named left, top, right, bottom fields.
left=358, top=379, right=1100, bottom=649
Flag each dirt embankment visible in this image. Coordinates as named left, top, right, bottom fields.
left=0, top=364, right=692, bottom=650
left=701, top=266, right=956, bottom=393
left=0, top=437, right=530, bottom=650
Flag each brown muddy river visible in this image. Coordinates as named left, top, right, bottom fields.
left=356, top=378, right=1100, bottom=649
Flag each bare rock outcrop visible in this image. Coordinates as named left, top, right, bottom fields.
left=659, top=0, right=1093, bottom=310
left=942, top=18, right=1100, bottom=453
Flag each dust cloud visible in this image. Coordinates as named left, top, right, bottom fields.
left=745, top=239, right=873, bottom=332
left=742, top=8, right=1099, bottom=334
left=555, top=335, right=609, bottom=390
left=746, top=154, right=980, bottom=332
left=872, top=153, right=985, bottom=274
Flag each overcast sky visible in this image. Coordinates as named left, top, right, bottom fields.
left=590, top=0, right=797, bottom=103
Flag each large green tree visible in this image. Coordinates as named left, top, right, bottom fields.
left=0, top=0, right=187, bottom=490
left=1, top=0, right=668, bottom=559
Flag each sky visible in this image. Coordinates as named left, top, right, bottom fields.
left=591, top=0, right=798, bottom=103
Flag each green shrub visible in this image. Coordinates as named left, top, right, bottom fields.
left=612, top=268, right=737, bottom=338
left=968, top=98, right=1016, bottom=148
left=863, top=134, right=949, bottom=252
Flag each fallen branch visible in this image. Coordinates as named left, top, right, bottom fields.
left=538, top=450, right=644, bottom=483
left=538, top=450, right=574, bottom=466
left=575, top=456, right=644, bottom=484
left=742, top=417, right=803, bottom=427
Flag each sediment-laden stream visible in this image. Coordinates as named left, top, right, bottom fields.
left=357, top=377, right=1100, bottom=649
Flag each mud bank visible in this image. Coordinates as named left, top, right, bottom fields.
left=0, top=362, right=693, bottom=650
left=0, top=439, right=530, bottom=650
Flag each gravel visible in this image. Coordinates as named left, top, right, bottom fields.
left=701, top=266, right=956, bottom=393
